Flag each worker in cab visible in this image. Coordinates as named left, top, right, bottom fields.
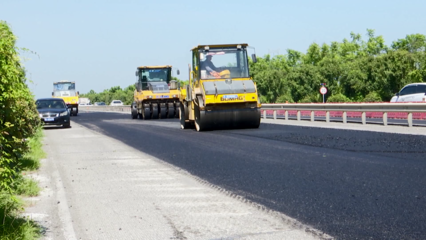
left=201, top=54, right=221, bottom=78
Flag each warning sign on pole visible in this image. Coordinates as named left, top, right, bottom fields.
left=320, top=86, right=327, bottom=95
left=320, top=86, right=327, bottom=103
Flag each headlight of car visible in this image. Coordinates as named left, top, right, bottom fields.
left=60, top=111, right=68, bottom=116
left=39, top=114, right=43, bottom=118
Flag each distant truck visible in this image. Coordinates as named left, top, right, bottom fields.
left=52, top=80, right=79, bottom=116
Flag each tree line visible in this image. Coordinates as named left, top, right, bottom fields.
left=81, top=30, right=426, bottom=104
left=251, top=30, right=426, bottom=103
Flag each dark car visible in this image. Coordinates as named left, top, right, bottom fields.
left=36, top=98, right=71, bottom=128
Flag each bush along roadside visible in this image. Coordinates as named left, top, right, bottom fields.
left=0, top=127, right=45, bottom=239
left=1, top=20, right=44, bottom=239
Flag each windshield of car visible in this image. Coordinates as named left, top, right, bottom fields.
left=53, top=82, right=77, bottom=97
left=199, top=47, right=250, bottom=79
left=138, top=68, right=171, bottom=83
left=112, top=100, right=122, bottom=104
left=36, top=100, right=66, bottom=109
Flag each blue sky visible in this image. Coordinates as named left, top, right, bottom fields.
left=1, top=0, right=425, bottom=99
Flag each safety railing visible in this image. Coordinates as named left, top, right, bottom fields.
left=261, top=103, right=426, bottom=127
left=79, top=105, right=130, bottom=112
left=79, top=103, right=426, bottom=127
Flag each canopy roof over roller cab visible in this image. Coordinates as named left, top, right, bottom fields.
left=137, top=65, right=172, bottom=69
left=191, top=44, right=249, bottom=51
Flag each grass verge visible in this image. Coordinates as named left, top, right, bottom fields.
left=20, top=128, right=46, bottom=171
left=0, top=192, right=41, bottom=240
left=0, top=127, right=45, bottom=239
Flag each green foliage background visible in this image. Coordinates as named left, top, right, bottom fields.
left=0, top=21, right=41, bottom=191
left=250, top=30, right=426, bottom=103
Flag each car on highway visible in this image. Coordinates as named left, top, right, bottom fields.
left=36, top=98, right=71, bottom=128
left=94, top=102, right=106, bottom=106
left=110, top=100, right=124, bottom=106
left=390, top=83, right=426, bottom=102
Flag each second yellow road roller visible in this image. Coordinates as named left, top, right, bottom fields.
left=179, top=43, right=261, bottom=131
left=132, top=65, right=181, bottom=119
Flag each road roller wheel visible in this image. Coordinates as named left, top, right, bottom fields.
left=160, top=105, right=167, bottom=119
left=174, top=102, right=180, bottom=118
left=142, top=107, right=150, bottom=120
left=151, top=103, right=159, bottom=119
left=167, top=103, right=175, bottom=118
left=179, top=102, right=190, bottom=129
left=194, top=104, right=204, bottom=132
left=131, top=103, right=137, bottom=119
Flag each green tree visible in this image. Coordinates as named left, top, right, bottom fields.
left=391, top=34, right=426, bottom=52
left=0, top=21, right=41, bottom=191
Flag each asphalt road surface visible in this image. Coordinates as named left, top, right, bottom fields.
left=27, top=111, right=426, bottom=239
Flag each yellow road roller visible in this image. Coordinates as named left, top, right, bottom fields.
left=132, top=65, right=181, bottom=119
left=179, top=44, right=261, bottom=131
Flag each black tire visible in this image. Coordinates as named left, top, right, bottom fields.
left=194, top=103, right=203, bottom=132
left=179, top=102, right=190, bottom=129
left=131, top=104, right=137, bottom=119
left=174, top=102, right=180, bottom=118
left=142, top=103, right=151, bottom=120
left=167, top=103, right=175, bottom=118
left=151, top=103, right=159, bottom=119
left=142, top=108, right=150, bottom=120
left=160, top=105, right=167, bottom=119
left=63, top=123, right=71, bottom=128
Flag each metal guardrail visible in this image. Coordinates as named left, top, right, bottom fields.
left=79, top=105, right=130, bottom=112
left=261, top=103, right=426, bottom=127
left=79, top=103, right=426, bottom=127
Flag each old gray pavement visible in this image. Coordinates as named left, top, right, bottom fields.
left=23, top=122, right=329, bottom=240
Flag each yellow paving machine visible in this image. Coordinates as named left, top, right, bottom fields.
left=179, top=43, right=261, bottom=131
left=52, top=80, right=79, bottom=116
left=132, top=65, right=181, bottom=119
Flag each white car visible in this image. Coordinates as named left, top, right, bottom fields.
left=110, top=100, right=124, bottom=106
left=390, top=83, right=426, bottom=102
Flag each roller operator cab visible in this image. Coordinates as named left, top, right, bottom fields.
left=52, top=80, right=79, bottom=116
left=132, top=65, right=181, bottom=119
left=179, top=44, right=261, bottom=131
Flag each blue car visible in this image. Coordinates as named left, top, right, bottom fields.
left=36, top=98, right=71, bottom=128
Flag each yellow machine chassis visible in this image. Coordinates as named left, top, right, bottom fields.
left=180, top=78, right=261, bottom=131
left=132, top=65, right=181, bottom=120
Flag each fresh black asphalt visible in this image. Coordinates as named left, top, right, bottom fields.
left=73, top=111, right=426, bottom=240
